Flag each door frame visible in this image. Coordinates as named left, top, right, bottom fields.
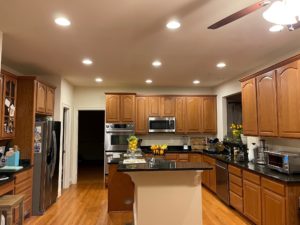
left=71, top=107, right=103, bottom=185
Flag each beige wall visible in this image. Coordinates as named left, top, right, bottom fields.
left=0, top=32, right=2, bottom=71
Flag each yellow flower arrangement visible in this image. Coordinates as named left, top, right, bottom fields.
left=230, top=123, right=243, bottom=138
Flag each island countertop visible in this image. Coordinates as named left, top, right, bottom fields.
left=117, top=158, right=212, bottom=172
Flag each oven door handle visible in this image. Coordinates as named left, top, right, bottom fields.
left=106, top=130, right=134, bottom=133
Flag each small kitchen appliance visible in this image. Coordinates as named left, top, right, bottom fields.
left=148, top=117, right=175, bottom=133
left=266, top=151, right=300, bottom=174
left=254, top=139, right=267, bottom=165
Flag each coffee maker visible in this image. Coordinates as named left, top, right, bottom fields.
left=254, top=139, right=267, bottom=164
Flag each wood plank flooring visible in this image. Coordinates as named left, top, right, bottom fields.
left=26, top=164, right=251, bottom=225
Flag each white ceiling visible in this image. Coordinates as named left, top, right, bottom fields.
left=0, top=0, right=300, bottom=87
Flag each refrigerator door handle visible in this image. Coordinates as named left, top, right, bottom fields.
left=50, top=130, right=57, bottom=178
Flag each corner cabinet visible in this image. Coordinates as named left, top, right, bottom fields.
left=2, top=73, right=17, bottom=139
left=36, top=81, right=55, bottom=116
left=277, top=61, right=300, bottom=138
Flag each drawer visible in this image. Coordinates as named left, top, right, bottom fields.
left=0, top=180, right=14, bottom=196
left=228, top=165, right=242, bottom=177
left=165, top=154, right=177, bottom=161
left=188, top=154, right=202, bottom=162
left=262, top=177, right=285, bottom=196
left=178, top=154, right=189, bottom=160
left=229, top=174, right=242, bottom=186
left=243, top=170, right=260, bottom=185
left=203, top=155, right=216, bottom=165
left=15, top=169, right=32, bottom=184
left=230, top=182, right=243, bottom=196
left=15, top=178, right=32, bottom=194
left=16, top=187, right=32, bottom=200
left=230, top=191, right=243, bottom=213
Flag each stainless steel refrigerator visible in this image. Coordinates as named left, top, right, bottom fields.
left=32, top=120, right=61, bottom=215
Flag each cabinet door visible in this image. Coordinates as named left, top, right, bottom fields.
left=160, top=97, right=175, bottom=116
left=120, top=95, right=135, bottom=122
left=2, top=75, right=17, bottom=138
left=277, top=61, right=300, bottom=138
left=203, top=97, right=217, bottom=133
left=135, top=97, right=148, bottom=134
left=46, top=87, right=55, bottom=115
left=36, top=82, right=46, bottom=114
left=175, top=97, right=186, bottom=133
left=262, top=188, right=285, bottom=225
left=148, top=97, right=160, bottom=116
left=209, top=164, right=216, bottom=193
left=241, top=78, right=258, bottom=135
left=257, top=71, right=278, bottom=137
left=106, top=95, right=120, bottom=122
left=243, top=180, right=262, bottom=225
left=186, top=97, right=203, bottom=133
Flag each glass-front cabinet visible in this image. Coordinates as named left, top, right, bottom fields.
left=2, top=74, right=17, bottom=138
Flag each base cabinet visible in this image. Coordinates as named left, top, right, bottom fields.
left=243, top=179, right=261, bottom=225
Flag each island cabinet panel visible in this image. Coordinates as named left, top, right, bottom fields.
left=277, top=60, right=300, bottom=138
left=36, top=82, right=47, bottom=114
left=120, top=95, right=135, bottom=122
left=186, top=97, right=203, bottom=133
left=243, top=179, right=262, bottom=225
left=241, top=78, right=258, bottom=136
left=160, top=96, right=176, bottom=116
left=148, top=97, right=160, bottom=116
left=256, top=71, right=278, bottom=137
left=45, top=87, right=55, bottom=115
left=202, top=96, right=217, bottom=134
left=175, top=97, right=186, bottom=133
left=135, top=97, right=148, bottom=134
left=106, top=95, right=120, bottom=122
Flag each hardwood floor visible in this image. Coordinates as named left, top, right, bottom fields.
left=26, top=164, right=251, bottom=225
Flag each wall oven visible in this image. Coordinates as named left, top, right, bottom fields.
left=148, top=117, right=176, bottom=133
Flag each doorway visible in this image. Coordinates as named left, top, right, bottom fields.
left=226, top=93, right=242, bottom=137
left=77, top=110, right=105, bottom=182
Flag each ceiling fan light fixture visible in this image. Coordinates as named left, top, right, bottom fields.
left=263, top=1, right=298, bottom=25
left=269, top=24, right=284, bottom=32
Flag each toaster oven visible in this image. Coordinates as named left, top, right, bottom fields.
left=266, top=151, right=300, bottom=174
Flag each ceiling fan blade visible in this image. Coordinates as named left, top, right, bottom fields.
left=292, top=22, right=300, bottom=30
left=208, top=0, right=271, bottom=29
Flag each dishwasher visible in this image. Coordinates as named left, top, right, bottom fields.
left=216, top=160, right=229, bottom=205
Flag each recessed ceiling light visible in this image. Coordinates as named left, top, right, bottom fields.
left=152, top=60, right=162, bottom=67
left=54, top=17, right=71, bottom=27
left=95, top=78, right=103, bottom=83
left=82, top=58, right=93, bottom=65
left=166, top=20, right=181, bottom=30
left=193, top=80, right=200, bottom=84
left=145, top=79, right=153, bottom=84
left=269, top=24, right=284, bottom=32
left=216, top=62, right=226, bottom=68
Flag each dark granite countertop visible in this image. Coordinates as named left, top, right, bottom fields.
left=118, top=158, right=212, bottom=172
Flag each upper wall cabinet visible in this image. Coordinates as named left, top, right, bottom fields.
left=175, top=97, right=186, bottom=133
left=148, top=96, right=176, bottom=117
left=106, top=94, right=136, bottom=123
left=135, top=97, right=148, bottom=134
left=277, top=61, right=300, bottom=138
left=36, top=81, right=55, bottom=116
left=241, top=78, right=258, bottom=136
left=256, top=71, right=278, bottom=137
left=203, top=97, right=217, bottom=133
left=186, top=97, right=203, bottom=133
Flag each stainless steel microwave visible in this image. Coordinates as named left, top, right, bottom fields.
left=148, top=117, right=176, bottom=133
left=266, top=151, right=300, bottom=174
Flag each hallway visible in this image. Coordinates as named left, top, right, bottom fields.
left=26, top=166, right=250, bottom=225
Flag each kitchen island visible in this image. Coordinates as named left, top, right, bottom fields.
left=118, top=158, right=212, bottom=225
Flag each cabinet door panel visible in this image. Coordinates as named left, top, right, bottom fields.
left=160, top=97, right=175, bottom=116
left=186, top=97, right=203, bottom=133
left=277, top=61, right=300, bottom=138
left=175, top=97, right=186, bottom=133
left=46, top=87, right=55, bottom=115
left=135, top=97, right=148, bottom=134
left=243, top=180, right=262, bottom=225
left=148, top=97, right=160, bottom=116
left=241, top=78, right=258, bottom=135
left=203, top=97, right=217, bottom=133
left=36, top=82, right=46, bottom=113
left=262, top=188, right=285, bottom=225
left=106, top=95, right=120, bottom=122
left=257, top=71, right=278, bottom=136
left=120, top=95, right=135, bottom=122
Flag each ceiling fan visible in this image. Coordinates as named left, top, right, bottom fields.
left=208, top=0, right=300, bottom=31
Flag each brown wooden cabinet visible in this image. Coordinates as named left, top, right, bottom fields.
left=241, top=78, right=258, bottom=136
left=175, top=97, right=186, bottom=133
left=135, top=97, right=148, bottom=134
left=186, top=97, right=203, bottom=133
left=202, top=155, right=216, bottom=193
left=148, top=97, right=160, bottom=116
left=106, top=94, right=135, bottom=123
left=202, top=96, right=217, bottom=133
left=36, top=81, right=55, bottom=116
left=148, top=96, right=176, bottom=117
left=2, top=73, right=17, bottom=139
left=229, top=165, right=243, bottom=213
left=277, top=60, right=300, bottom=138
left=243, top=172, right=261, bottom=225
left=256, top=71, right=278, bottom=137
